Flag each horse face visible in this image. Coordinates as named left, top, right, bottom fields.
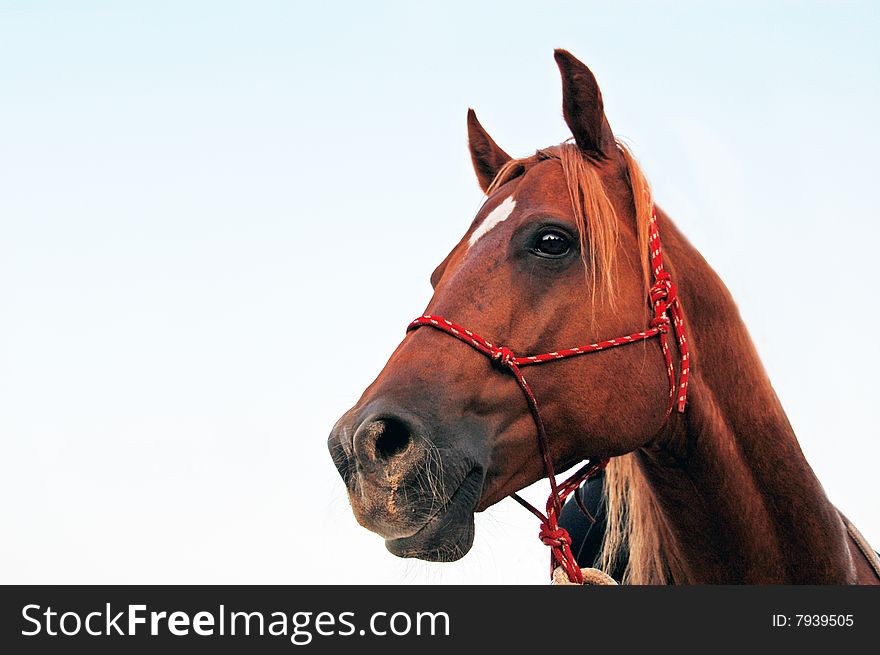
left=328, top=51, right=669, bottom=561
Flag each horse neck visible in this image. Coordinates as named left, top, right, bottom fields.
left=636, top=215, right=855, bottom=584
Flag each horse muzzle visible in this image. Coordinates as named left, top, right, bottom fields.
left=328, top=404, right=485, bottom=560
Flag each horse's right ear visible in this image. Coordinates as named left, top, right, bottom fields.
left=554, top=49, right=615, bottom=158
left=467, top=109, right=511, bottom=193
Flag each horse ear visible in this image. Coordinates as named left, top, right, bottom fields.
left=467, top=108, right=511, bottom=193
left=554, top=49, right=615, bottom=158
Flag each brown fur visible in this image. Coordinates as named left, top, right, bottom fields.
left=486, top=140, right=653, bottom=304
left=328, top=50, right=879, bottom=583
left=483, top=141, right=679, bottom=584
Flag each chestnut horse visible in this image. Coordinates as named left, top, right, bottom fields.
left=328, top=50, right=880, bottom=584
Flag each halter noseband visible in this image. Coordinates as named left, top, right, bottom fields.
left=406, top=206, right=690, bottom=584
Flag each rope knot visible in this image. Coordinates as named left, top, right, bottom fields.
left=539, top=524, right=571, bottom=548
left=490, top=345, right=516, bottom=369
left=649, top=272, right=676, bottom=305
left=650, top=314, right=671, bottom=333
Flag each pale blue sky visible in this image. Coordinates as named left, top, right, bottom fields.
left=1, top=2, right=878, bottom=583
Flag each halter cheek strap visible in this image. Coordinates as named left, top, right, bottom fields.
left=406, top=206, right=690, bottom=584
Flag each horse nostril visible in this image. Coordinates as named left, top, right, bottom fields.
left=353, top=415, right=415, bottom=468
left=373, top=417, right=412, bottom=460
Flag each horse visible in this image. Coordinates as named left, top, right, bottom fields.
left=327, top=49, right=880, bottom=584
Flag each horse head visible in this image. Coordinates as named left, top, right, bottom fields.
left=328, top=50, right=675, bottom=562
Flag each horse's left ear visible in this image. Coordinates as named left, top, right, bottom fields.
left=467, top=108, right=512, bottom=193
left=554, top=49, right=615, bottom=158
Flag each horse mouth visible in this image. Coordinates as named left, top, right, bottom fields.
left=384, top=466, right=483, bottom=561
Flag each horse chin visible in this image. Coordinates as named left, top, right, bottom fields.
left=384, top=467, right=482, bottom=562
left=385, top=516, right=475, bottom=562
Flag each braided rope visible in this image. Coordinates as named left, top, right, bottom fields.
left=406, top=206, right=689, bottom=584
left=552, top=565, right=618, bottom=586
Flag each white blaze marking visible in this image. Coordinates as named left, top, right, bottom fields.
left=467, top=196, right=516, bottom=249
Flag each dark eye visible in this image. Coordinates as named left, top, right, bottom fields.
left=532, top=229, right=571, bottom=258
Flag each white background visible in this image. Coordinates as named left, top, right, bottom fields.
left=1, top=2, right=877, bottom=583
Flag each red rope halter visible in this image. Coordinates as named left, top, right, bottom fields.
left=406, top=206, right=690, bottom=583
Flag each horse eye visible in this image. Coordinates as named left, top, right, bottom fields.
left=533, top=230, right=571, bottom=258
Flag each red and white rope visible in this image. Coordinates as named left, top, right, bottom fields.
left=406, top=206, right=689, bottom=583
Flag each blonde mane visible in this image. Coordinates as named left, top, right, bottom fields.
left=487, top=140, right=678, bottom=584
